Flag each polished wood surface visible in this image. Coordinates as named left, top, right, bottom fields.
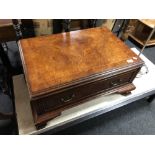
left=19, top=27, right=144, bottom=128
left=19, top=27, right=142, bottom=98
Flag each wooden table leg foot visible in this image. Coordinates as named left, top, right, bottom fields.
left=34, top=111, right=62, bottom=130
left=116, top=83, right=136, bottom=96
left=36, top=123, right=47, bottom=130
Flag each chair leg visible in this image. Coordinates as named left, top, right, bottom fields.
left=0, top=44, right=11, bottom=71
left=1, top=43, right=8, bottom=52
left=62, top=19, right=71, bottom=32
left=8, top=73, right=19, bottom=134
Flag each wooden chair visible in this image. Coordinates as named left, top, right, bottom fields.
left=0, top=63, right=15, bottom=134
left=0, top=90, right=16, bottom=134
left=0, top=19, right=35, bottom=76
left=62, top=19, right=98, bottom=32
left=53, top=19, right=98, bottom=34
left=0, top=19, right=36, bottom=134
left=0, top=44, right=18, bottom=134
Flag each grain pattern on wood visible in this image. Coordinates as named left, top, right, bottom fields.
left=18, top=27, right=144, bottom=128
left=19, top=27, right=142, bottom=98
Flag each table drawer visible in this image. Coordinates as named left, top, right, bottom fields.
left=32, top=69, right=138, bottom=115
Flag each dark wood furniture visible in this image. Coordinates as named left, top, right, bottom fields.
left=0, top=61, right=16, bottom=134
left=0, top=93, right=14, bottom=134
left=62, top=19, right=98, bottom=32
left=0, top=19, right=35, bottom=134
left=53, top=19, right=98, bottom=34
left=18, top=27, right=144, bottom=129
left=0, top=20, right=17, bottom=42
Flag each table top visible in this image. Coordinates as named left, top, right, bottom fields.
left=18, top=27, right=142, bottom=98
left=13, top=48, right=155, bottom=135
left=139, top=19, right=155, bottom=28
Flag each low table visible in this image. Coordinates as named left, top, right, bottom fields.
left=13, top=48, right=155, bottom=135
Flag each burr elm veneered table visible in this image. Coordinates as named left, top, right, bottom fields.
left=18, top=27, right=144, bottom=129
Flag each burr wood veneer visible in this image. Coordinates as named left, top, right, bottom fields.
left=18, top=27, right=144, bottom=129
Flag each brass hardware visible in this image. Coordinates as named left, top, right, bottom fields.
left=61, top=93, right=75, bottom=103
left=111, top=79, right=122, bottom=86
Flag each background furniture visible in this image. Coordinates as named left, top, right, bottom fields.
left=0, top=20, right=23, bottom=134
left=53, top=19, right=116, bottom=34
left=112, top=19, right=130, bottom=38
left=129, top=20, right=155, bottom=54
left=13, top=48, right=155, bottom=135
left=0, top=20, right=23, bottom=76
left=0, top=60, right=16, bottom=134
left=33, top=19, right=53, bottom=36
left=129, top=20, right=155, bottom=47
left=60, top=19, right=98, bottom=32
left=0, top=19, right=34, bottom=91
left=0, top=92, right=14, bottom=134
left=0, top=20, right=16, bottom=43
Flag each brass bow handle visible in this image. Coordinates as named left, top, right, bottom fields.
left=61, top=93, right=75, bottom=103
left=111, top=79, right=122, bottom=86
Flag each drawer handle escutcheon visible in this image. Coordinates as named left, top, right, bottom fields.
left=61, top=94, right=75, bottom=103
left=111, top=79, right=122, bottom=86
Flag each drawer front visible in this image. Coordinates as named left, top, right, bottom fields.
left=33, top=69, right=138, bottom=115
